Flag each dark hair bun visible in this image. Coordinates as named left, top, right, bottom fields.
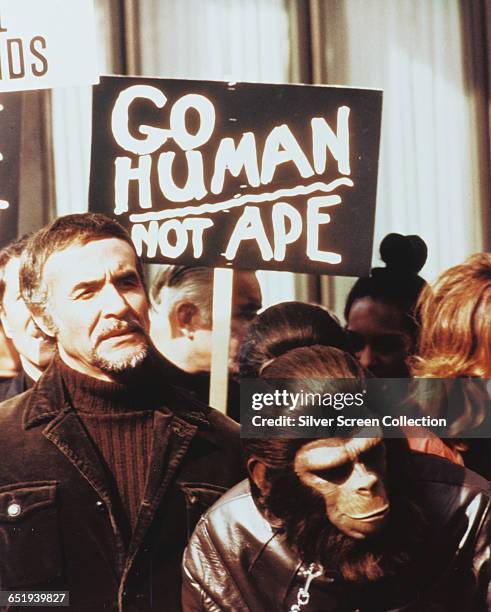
left=379, top=233, right=427, bottom=274
left=238, top=302, right=349, bottom=378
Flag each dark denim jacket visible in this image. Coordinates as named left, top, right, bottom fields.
left=0, top=359, right=244, bottom=611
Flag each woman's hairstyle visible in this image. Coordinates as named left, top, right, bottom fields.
left=260, top=343, right=364, bottom=381
left=238, top=301, right=349, bottom=379
left=344, top=233, right=428, bottom=340
left=242, top=344, right=369, bottom=467
left=413, top=252, right=491, bottom=378
left=411, top=253, right=491, bottom=437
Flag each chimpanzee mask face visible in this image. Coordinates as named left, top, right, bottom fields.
left=294, top=437, right=389, bottom=540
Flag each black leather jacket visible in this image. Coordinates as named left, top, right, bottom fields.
left=183, top=453, right=491, bottom=611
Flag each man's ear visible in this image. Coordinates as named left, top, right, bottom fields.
left=0, top=311, right=12, bottom=339
left=175, top=301, right=199, bottom=338
left=247, top=458, right=271, bottom=496
left=31, top=311, right=56, bottom=339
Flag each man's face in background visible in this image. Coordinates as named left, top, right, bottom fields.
left=0, top=256, right=54, bottom=371
left=188, top=271, right=262, bottom=375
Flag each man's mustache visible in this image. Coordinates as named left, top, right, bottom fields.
left=95, top=319, right=146, bottom=345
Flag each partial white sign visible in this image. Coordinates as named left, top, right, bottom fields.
left=0, top=0, right=98, bottom=92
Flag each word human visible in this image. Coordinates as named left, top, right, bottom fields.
left=111, top=84, right=352, bottom=264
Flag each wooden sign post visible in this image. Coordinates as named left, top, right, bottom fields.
left=89, top=76, right=383, bottom=414
left=209, top=268, right=233, bottom=412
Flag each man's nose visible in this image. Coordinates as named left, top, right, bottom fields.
left=101, top=284, right=129, bottom=317
left=357, top=344, right=377, bottom=370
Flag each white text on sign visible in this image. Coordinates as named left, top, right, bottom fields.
left=111, top=85, right=353, bottom=266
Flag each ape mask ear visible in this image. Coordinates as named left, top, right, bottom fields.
left=247, top=458, right=271, bottom=496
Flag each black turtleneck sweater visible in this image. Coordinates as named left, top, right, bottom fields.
left=59, top=358, right=165, bottom=530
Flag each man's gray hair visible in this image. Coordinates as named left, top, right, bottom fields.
left=20, top=213, right=143, bottom=323
left=151, top=266, right=214, bottom=324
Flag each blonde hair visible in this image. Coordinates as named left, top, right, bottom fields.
left=412, top=253, right=491, bottom=435
left=414, top=253, right=491, bottom=378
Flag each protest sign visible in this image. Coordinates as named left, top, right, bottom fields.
left=90, top=75, right=382, bottom=277
left=0, top=0, right=98, bottom=92
left=0, top=91, right=20, bottom=246
left=90, top=75, right=383, bottom=412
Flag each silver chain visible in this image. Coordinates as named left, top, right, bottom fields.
left=289, top=563, right=324, bottom=612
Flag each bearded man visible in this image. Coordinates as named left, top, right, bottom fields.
left=182, top=346, right=491, bottom=611
left=0, top=213, right=243, bottom=611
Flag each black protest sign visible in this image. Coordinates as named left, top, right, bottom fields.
left=89, top=76, right=382, bottom=276
left=0, top=92, right=20, bottom=247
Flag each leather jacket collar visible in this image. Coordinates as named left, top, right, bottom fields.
left=22, top=355, right=211, bottom=431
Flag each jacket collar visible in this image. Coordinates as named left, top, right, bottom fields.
left=23, top=355, right=211, bottom=430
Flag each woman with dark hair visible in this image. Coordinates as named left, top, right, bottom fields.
left=412, top=253, right=491, bottom=479
left=345, top=233, right=427, bottom=378
left=239, top=301, right=349, bottom=379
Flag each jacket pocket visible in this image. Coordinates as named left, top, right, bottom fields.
left=0, top=481, right=61, bottom=588
left=179, top=482, right=228, bottom=538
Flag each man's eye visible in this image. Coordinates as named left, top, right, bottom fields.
left=118, top=276, right=139, bottom=289
left=76, top=290, right=95, bottom=300
left=312, top=463, right=352, bottom=483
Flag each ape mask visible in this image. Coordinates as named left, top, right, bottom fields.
left=294, top=436, right=389, bottom=539
left=246, top=435, right=425, bottom=583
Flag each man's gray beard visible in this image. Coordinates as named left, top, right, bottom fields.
left=90, top=343, right=149, bottom=374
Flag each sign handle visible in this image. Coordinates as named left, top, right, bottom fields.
left=209, top=268, right=233, bottom=414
